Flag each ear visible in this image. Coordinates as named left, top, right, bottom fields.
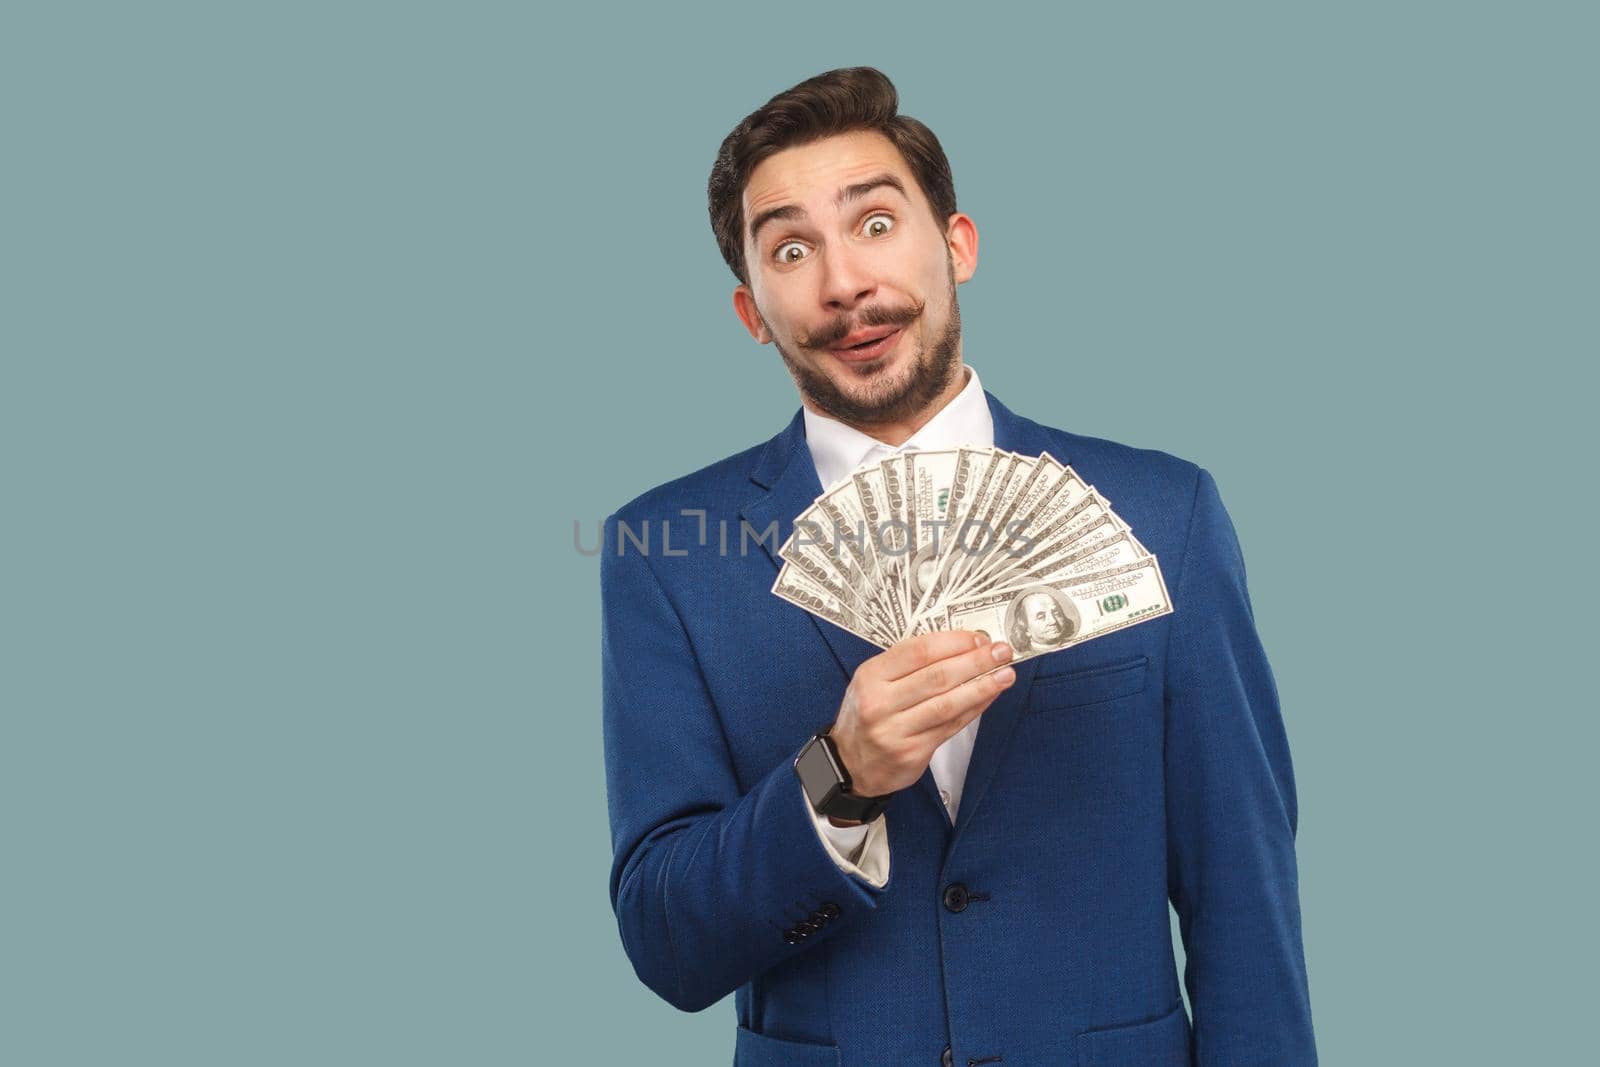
left=732, top=284, right=770, bottom=343
left=945, top=213, right=979, bottom=284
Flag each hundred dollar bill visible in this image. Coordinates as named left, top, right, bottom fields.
left=956, top=451, right=1026, bottom=568
left=990, top=453, right=1068, bottom=548
left=848, top=464, right=910, bottom=633
left=816, top=485, right=903, bottom=635
left=877, top=453, right=916, bottom=625
left=771, top=560, right=892, bottom=648
left=907, top=449, right=1023, bottom=633
left=769, top=446, right=1171, bottom=656
left=783, top=492, right=900, bottom=638
left=943, top=486, right=1130, bottom=604
left=941, top=447, right=992, bottom=542
left=980, top=527, right=1148, bottom=596
left=903, top=448, right=965, bottom=617
left=926, top=452, right=1055, bottom=611
left=777, top=531, right=890, bottom=638
left=914, top=511, right=1142, bottom=628
left=940, top=556, right=1174, bottom=663
left=910, top=457, right=1075, bottom=623
left=925, top=451, right=1035, bottom=609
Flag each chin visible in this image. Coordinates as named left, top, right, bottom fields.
left=829, top=346, right=898, bottom=376
left=853, top=343, right=920, bottom=385
left=782, top=323, right=950, bottom=426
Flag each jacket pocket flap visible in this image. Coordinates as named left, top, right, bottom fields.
left=1075, top=1000, right=1191, bottom=1067
left=1031, top=655, right=1149, bottom=711
left=734, top=1024, right=842, bottom=1067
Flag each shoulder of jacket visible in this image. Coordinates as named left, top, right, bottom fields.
left=1026, top=419, right=1204, bottom=502
left=606, top=438, right=769, bottom=528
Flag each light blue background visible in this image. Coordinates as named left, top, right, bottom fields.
left=5, top=2, right=1594, bottom=1064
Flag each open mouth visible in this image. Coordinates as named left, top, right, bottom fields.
left=829, top=327, right=903, bottom=363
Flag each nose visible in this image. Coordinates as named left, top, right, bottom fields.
left=817, top=241, right=877, bottom=310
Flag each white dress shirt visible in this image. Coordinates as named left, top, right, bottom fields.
left=796, top=363, right=995, bottom=888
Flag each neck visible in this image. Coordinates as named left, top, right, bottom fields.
left=806, top=364, right=971, bottom=447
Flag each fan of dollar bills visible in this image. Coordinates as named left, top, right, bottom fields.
left=771, top=447, right=1173, bottom=662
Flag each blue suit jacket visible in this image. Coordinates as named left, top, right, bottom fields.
left=600, top=390, right=1316, bottom=1066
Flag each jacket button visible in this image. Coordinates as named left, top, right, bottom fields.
left=807, top=910, right=830, bottom=926
left=941, top=1044, right=954, bottom=1067
left=818, top=901, right=840, bottom=919
left=943, top=882, right=969, bottom=913
left=794, top=920, right=819, bottom=935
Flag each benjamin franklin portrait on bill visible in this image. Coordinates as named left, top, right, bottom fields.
left=1003, top=584, right=1080, bottom=653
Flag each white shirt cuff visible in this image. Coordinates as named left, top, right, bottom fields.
left=801, top=781, right=890, bottom=888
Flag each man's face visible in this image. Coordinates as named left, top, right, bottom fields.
left=732, top=130, right=978, bottom=428
left=1022, top=592, right=1069, bottom=645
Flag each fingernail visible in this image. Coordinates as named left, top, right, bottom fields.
left=991, top=642, right=1012, bottom=662
left=995, top=666, right=1016, bottom=685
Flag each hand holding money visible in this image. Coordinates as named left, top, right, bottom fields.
left=772, top=446, right=1174, bottom=659
left=829, top=630, right=1016, bottom=801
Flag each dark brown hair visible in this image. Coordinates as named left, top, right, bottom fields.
left=707, top=67, right=958, bottom=287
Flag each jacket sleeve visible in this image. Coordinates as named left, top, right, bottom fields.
left=1162, top=469, right=1318, bottom=1065
left=600, top=513, right=891, bottom=1013
left=808, top=792, right=890, bottom=888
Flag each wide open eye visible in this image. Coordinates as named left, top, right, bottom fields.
left=861, top=212, right=894, bottom=238
left=774, top=240, right=808, bottom=265
left=771, top=212, right=894, bottom=266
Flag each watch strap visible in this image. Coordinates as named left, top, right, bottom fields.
left=800, top=731, right=891, bottom=822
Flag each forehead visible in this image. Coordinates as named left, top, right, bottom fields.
left=742, top=129, right=918, bottom=221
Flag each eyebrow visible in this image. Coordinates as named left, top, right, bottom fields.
left=747, top=173, right=910, bottom=248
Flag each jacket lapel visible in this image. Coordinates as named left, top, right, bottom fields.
left=740, top=391, right=1067, bottom=846
left=739, top=409, right=882, bottom=686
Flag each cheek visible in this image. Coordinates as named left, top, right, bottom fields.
left=758, top=301, right=799, bottom=340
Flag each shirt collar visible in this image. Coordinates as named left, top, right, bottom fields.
left=801, top=363, right=994, bottom=490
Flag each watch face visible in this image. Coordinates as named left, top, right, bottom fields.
left=794, top=737, right=842, bottom=806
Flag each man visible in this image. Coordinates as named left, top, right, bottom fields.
left=600, top=67, right=1316, bottom=1066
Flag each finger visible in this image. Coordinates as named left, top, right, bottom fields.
left=934, top=676, right=1010, bottom=742
left=901, top=661, right=1017, bottom=738
left=872, top=629, right=986, bottom=682
left=894, top=639, right=1014, bottom=710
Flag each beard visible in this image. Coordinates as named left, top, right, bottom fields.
left=766, top=258, right=964, bottom=430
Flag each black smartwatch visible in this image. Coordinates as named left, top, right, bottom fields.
left=793, top=725, right=892, bottom=823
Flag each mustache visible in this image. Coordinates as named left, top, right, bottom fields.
left=803, top=301, right=923, bottom=349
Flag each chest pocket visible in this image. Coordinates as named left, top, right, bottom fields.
left=1029, top=654, right=1149, bottom=713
